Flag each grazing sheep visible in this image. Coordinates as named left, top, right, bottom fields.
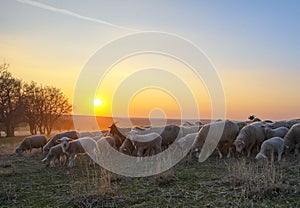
left=132, top=125, right=181, bottom=149
left=255, top=137, right=284, bottom=163
left=16, top=135, right=47, bottom=154
left=193, top=120, right=239, bottom=159
left=284, top=123, right=300, bottom=155
left=175, top=133, right=198, bottom=156
left=127, top=130, right=162, bottom=157
left=263, top=125, right=289, bottom=139
left=41, top=144, right=67, bottom=167
left=234, top=122, right=267, bottom=157
left=59, top=137, right=98, bottom=168
left=43, top=131, right=78, bottom=154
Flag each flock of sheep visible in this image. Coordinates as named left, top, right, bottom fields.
left=15, top=116, right=300, bottom=168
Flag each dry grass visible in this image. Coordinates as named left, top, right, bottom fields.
left=225, top=157, right=298, bottom=201
left=0, top=137, right=299, bottom=207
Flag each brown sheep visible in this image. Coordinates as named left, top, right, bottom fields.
left=16, top=135, right=47, bottom=154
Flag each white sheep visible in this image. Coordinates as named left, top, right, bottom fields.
left=127, top=130, right=162, bottom=157
left=255, top=137, right=284, bottom=163
left=41, top=144, right=67, bottom=167
left=263, top=125, right=289, bottom=139
left=234, top=122, right=267, bottom=157
left=59, top=137, right=98, bottom=168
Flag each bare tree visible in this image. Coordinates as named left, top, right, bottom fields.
left=0, top=63, right=23, bottom=137
left=22, top=81, right=42, bottom=135
left=41, top=86, right=72, bottom=135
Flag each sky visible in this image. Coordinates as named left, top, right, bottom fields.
left=0, top=0, right=300, bottom=121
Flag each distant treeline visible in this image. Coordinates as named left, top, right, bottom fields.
left=0, top=62, right=71, bottom=137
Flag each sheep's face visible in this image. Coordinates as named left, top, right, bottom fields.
left=59, top=137, right=71, bottom=152
left=255, top=153, right=266, bottom=160
left=15, top=147, right=24, bottom=154
left=234, top=140, right=245, bottom=153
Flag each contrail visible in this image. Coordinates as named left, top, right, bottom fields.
left=16, top=0, right=139, bottom=32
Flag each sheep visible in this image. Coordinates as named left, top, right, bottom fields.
left=284, top=123, right=300, bottom=155
left=235, top=121, right=251, bottom=131
left=285, top=119, right=300, bottom=129
left=255, top=137, right=284, bottom=163
left=175, top=133, right=198, bottom=156
left=193, top=120, right=239, bottom=159
left=234, top=122, right=267, bottom=157
left=59, top=137, right=98, bottom=168
left=263, top=125, right=289, bottom=139
left=119, top=138, right=137, bottom=156
left=78, top=130, right=108, bottom=138
left=109, top=123, right=131, bottom=149
left=43, top=130, right=78, bottom=154
left=16, top=135, right=47, bottom=154
left=248, top=115, right=261, bottom=122
left=41, top=144, right=68, bottom=167
left=127, top=130, right=162, bottom=157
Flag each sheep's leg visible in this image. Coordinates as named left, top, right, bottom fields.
left=216, top=147, right=223, bottom=159
left=295, top=143, right=300, bottom=156
left=270, top=149, right=274, bottom=163
left=277, top=150, right=283, bottom=162
left=247, top=143, right=255, bottom=157
left=68, top=154, right=75, bottom=168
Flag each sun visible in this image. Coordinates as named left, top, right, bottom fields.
left=93, top=98, right=103, bottom=107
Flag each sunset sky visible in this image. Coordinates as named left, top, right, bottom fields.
left=1, top=0, right=300, bottom=121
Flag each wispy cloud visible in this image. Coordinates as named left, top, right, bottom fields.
left=16, top=0, right=139, bottom=32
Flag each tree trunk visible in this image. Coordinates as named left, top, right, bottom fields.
left=5, top=122, right=15, bottom=137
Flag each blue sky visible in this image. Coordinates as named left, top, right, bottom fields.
left=0, top=0, right=299, bottom=120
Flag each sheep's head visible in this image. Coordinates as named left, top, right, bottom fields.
left=15, top=147, right=24, bottom=154
left=233, top=140, right=245, bottom=153
left=255, top=152, right=267, bottom=160
left=57, top=137, right=72, bottom=152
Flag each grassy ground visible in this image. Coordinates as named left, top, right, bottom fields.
left=0, top=136, right=299, bottom=208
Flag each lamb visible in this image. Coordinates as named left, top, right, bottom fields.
left=263, top=125, right=289, bottom=139
left=127, top=130, right=162, bottom=157
left=255, top=137, right=284, bottom=163
left=41, top=144, right=67, bottom=167
left=59, top=137, right=98, bottom=168
left=284, top=123, right=300, bottom=155
left=43, top=130, right=78, bottom=154
left=16, top=135, right=47, bottom=154
left=193, top=120, right=239, bottom=160
left=234, top=122, right=267, bottom=157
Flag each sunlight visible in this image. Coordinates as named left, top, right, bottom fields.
left=93, top=98, right=103, bottom=107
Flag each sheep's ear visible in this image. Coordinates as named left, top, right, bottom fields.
left=67, top=138, right=73, bottom=141
left=56, top=139, right=62, bottom=143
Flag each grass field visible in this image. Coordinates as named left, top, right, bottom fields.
left=0, top=136, right=299, bottom=208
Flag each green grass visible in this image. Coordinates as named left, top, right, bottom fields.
left=0, top=137, right=299, bottom=207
